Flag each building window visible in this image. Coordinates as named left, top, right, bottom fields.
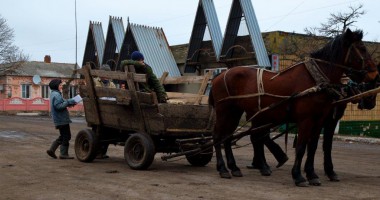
left=69, top=86, right=78, bottom=98
left=41, top=85, right=50, bottom=98
left=21, top=84, right=31, bottom=98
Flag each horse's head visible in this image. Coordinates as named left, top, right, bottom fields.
left=341, top=29, right=378, bottom=83
left=311, top=29, right=379, bottom=83
left=357, top=63, right=380, bottom=110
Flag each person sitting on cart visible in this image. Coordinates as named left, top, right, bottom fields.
left=94, top=64, right=115, bottom=159
left=93, top=64, right=116, bottom=88
left=120, top=51, right=167, bottom=103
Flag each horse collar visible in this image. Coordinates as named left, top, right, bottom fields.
left=304, top=59, right=330, bottom=85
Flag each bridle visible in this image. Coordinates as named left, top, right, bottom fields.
left=343, top=42, right=379, bottom=81
left=313, top=41, right=378, bottom=83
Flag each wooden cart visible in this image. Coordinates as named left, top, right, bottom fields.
left=74, top=64, right=214, bottom=169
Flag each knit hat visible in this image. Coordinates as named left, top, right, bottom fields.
left=100, top=64, right=111, bottom=71
left=131, top=51, right=144, bottom=61
left=49, top=79, right=62, bottom=90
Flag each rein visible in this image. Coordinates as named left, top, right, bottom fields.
left=312, top=58, right=368, bottom=75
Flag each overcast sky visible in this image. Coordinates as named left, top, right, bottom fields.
left=0, top=0, right=379, bottom=64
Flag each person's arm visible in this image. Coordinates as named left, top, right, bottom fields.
left=120, top=60, right=145, bottom=69
left=51, top=92, right=75, bottom=111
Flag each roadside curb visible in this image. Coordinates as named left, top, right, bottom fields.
left=333, top=135, right=380, bottom=145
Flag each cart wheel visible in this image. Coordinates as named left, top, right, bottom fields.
left=124, top=133, right=155, bottom=170
left=75, top=129, right=99, bottom=162
left=186, top=147, right=213, bottom=167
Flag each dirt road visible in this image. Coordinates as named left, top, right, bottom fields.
left=0, top=115, right=379, bottom=200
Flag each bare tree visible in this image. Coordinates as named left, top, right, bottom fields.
left=293, top=4, right=367, bottom=58
left=0, top=15, right=29, bottom=64
left=304, top=4, right=365, bottom=37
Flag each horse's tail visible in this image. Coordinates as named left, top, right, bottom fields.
left=208, top=87, right=215, bottom=107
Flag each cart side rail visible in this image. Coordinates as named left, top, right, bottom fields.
left=160, top=70, right=213, bottom=105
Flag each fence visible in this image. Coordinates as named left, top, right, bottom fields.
left=0, top=97, right=84, bottom=113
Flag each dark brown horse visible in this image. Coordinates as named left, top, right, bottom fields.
left=209, top=29, right=378, bottom=186
left=323, top=63, right=380, bottom=182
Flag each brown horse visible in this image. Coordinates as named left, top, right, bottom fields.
left=322, top=63, right=380, bottom=182
left=209, top=29, right=379, bottom=186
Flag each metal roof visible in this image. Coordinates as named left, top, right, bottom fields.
left=240, top=0, right=270, bottom=67
left=0, top=61, right=77, bottom=78
left=220, top=0, right=271, bottom=67
left=127, top=23, right=181, bottom=77
left=185, top=0, right=223, bottom=73
left=82, top=21, right=105, bottom=68
left=103, top=16, right=125, bottom=70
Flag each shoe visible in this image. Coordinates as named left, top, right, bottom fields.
left=47, top=150, right=57, bottom=159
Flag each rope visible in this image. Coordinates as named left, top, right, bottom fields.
left=257, top=68, right=265, bottom=110
left=223, top=68, right=231, bottom=96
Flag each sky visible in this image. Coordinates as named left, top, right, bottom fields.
left=0, top=0, right=379, bottom=64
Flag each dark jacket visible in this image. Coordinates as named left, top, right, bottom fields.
left=50, top=90, right=75, bottom=126
left=121, top=60, right=167, bottom=102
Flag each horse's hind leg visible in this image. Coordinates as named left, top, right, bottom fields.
left=213, top=126, right=231, bottom=179
left=213, top=109, right=243, bottom=178
left=224, top=138, right=243, bottom=177
left=224, top=110, right=244, bottom=177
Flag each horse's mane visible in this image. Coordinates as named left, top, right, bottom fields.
left=310, top=29, right=364, bottom=62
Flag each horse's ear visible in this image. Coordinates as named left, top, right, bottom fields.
left=343, top=28, right=355, bottom=45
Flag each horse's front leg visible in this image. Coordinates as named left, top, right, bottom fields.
left=224, top=138, right=242, bottom=177
left=323, top=106, right=345, bottom=181
left=304, top=133, right=321, bottom=186
left=248, top=133, right=272, bottom=176
left=292, top=122, right=311, bottom=187
left=323, top=119, right=339, bottom=181
left=292, top=141, right=307, bottom=186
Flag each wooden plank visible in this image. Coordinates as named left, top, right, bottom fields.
left=77, top=68, right=147, bottom=83
left=137, top=92, right=156, bottom=105
left=159, top=71, right=169, bottom=85
left=126, top=65, right=140, bottom=90
left=166, top=92, right=208, bottom=105
left=163, top=76, right=206, bottom=85
left=194, top=70, right=213, bottom=105
left=142, top=106, right=165, bottom=132
left=125, top=71, right=146, bottom=132
left=81, top=64, right=101, bottom=125
left=97, top=103, right=142, bottom=131
left=157, top=104, right=211, bottom=130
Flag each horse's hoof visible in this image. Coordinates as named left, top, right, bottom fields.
left=295, top=181, right=309, bottom=187
left=260, top=168, right=272, bottom=176
left=231, top=170, right=243, bottom=177
left=219, top=172, right=231, bottom=179
left=308, top=178, right=321, bottom=186
left=327, top=173, right=340, bottom=182
left=294, top=176, right=308, bottom=187
left=246, top=165, right=258, bottom=169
